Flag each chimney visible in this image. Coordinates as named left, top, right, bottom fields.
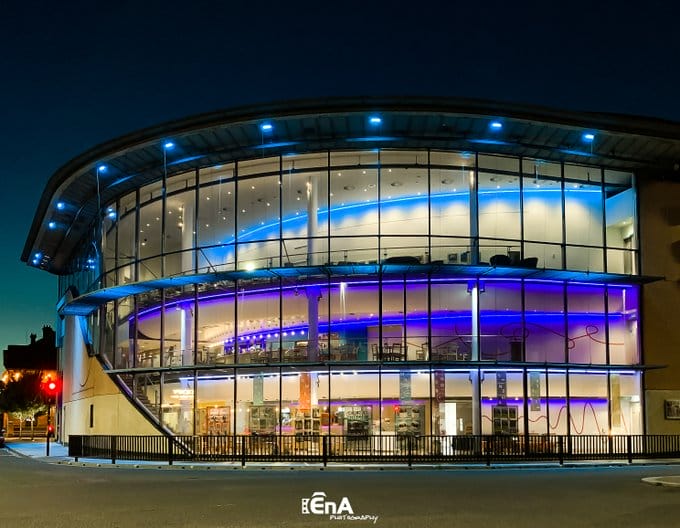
left=30, top=333, right=37, bottom=345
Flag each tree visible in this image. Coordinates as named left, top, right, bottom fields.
left=0, top=372, right=48, bottom=439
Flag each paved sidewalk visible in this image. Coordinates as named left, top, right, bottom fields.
left=5, top=439, right=680, bottom=477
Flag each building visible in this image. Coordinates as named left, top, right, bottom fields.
left=2, top=326, right=58, bottom=437
left=3, top=326, right=58, bottom=374
left=20, top=97, right=680, bottom=448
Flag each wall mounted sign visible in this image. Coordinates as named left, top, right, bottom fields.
left=253, top=374, right=264, bottom=405
left=496, top=371, right=507, bottom=405
left=529, top=372, right=541, bottom=411
left=399, top=371, right=412, bottom=401
left=665, top=400, right=680, bottom=420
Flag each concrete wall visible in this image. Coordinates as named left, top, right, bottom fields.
left=639, top=176, right=680, bottom=434
left=59, top=314, right=158, bottom=441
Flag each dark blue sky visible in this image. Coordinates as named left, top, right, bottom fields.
left=1, top=0, right=678, bottom=350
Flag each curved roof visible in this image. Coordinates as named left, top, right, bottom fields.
left=23, top=96, right=680, bottom=274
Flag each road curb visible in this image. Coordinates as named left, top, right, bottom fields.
left=641, top=476, right=680, bottom=487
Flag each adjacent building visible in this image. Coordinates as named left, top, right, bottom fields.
left=21, top=97, right=680, bottom=444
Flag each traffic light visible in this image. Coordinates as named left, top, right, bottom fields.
left=41, top=375, right=60, bottom=399
left=47, top=424, right=55, bottom=438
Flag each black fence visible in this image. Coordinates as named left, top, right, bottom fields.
left=68, top=434, right=680, bottom=466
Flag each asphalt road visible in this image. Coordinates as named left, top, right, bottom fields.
left=1, top=448, right=679, bottom=528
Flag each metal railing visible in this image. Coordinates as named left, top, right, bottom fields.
left=68, top=434, right=680, bottom=467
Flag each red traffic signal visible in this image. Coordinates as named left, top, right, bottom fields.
left=41, top=375, right=60, bottom=397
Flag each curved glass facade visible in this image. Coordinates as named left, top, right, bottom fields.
left=62, top=148, right=643, bottom=438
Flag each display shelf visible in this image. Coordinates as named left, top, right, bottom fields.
left=395, top=404, right=424, bottom=436
left=293, top=407, right=321, bottom=438
left=249, top=405, right=278, bottom=434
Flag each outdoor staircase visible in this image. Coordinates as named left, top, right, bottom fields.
left=116, top=373, right=161, bottom=423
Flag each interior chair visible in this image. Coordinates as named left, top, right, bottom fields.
left=490, top=254, right=512, bottom=266
left=519, top=257, right=538, bottom=268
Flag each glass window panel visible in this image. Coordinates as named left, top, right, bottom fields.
left=330, top=277, right=378, bottom=362
left=479, top=281, right=523, bottom=361
left=199, top=163, right=235, bottom=184
left=431, top=164, right=471, bottom=242
left=380, top=149, right=428, bottom=166
left=564, top=164, right=603, bottom=247
left=522, top=161, right=562, bottom=244
left=196, top=283, right=235, bottom=366
left=607, top=286, right=639, bottom=365
left=238, top=156, right=280, bottom=177
left=139, top=199, right=162, bottom=281
left=381, top=370, right=428, bottom=437
left=547, top=371, right=567, bottom=435
left=236, top=279, right=281, bottom=364
left=165, top=189, right=195, bottom=276
left=523, top=242, right=562, bottom=269
left=196, top=369, right=235, bottom=436
left=478, top=167, right=521, bottom=246
left=526, top=370, right=549, bottom=435
left=103, top=202, right=117, bottom=275
left=404, top=275, right=428, bottom=361
left=330, top=151, right=378, bottom=263
left=605, top=170, right=637, bottom=274
left=162, top=371, right=194, bottom=435
left=430, top=150, right=473, bottom=167
left=282, top=167, right=328, bottom=266
left=566, top=246, right=604, bottom=273
left=120, top=191, right=137, bottom=215
left=430, top=371, right=473, bottom=438
left=197, top=179, right=235, bottom=273
left=136, top=291, right=162, bottom=368
left=117, top=210, right=136, bottom=284
left=567, top=285, right=606, bottom=364
left=163, top=288, right=196, bottom=367
left=381, top=236, right=428, bottom=263
left=481, top=370, right=524, bottom=435
left=430, top=281, right=472, bottom=362
left=140, top=180, right=163, bottom=203
left=116, top=296, right=133, bottom=369
left=328, top=366, right=377, bottom=437
left=135, top=371, right=161, bottom=425
left=282, top=152, right=328, bottom=171
left=478, top=155, right=519, bottom=173
left=380, top=164, right=428, bottom=236
left=166, top=171, right=195, bottom=194
left=610, top=372, right=642, bottom=435
left=525, top=282, right=565, bottom=363
left=568, top=372, right=608, bottom=436
left=237, top=175, right=280, bottom=268
left=102, top=301, right=115, bottom=366
left=281, top=279, right=319, bottom=363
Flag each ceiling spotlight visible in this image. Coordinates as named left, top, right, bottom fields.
left=56, top=202, right=65, bottom=210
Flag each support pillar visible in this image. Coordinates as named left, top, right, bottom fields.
left=470, top=282, right=481, bottom=436
left=306, top=175, right=319, bottom=266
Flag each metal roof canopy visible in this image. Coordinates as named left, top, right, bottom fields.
left=23, top=96, right=680, bottom=275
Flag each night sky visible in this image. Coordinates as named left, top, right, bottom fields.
left=1, top=0, right=678, bottom=351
